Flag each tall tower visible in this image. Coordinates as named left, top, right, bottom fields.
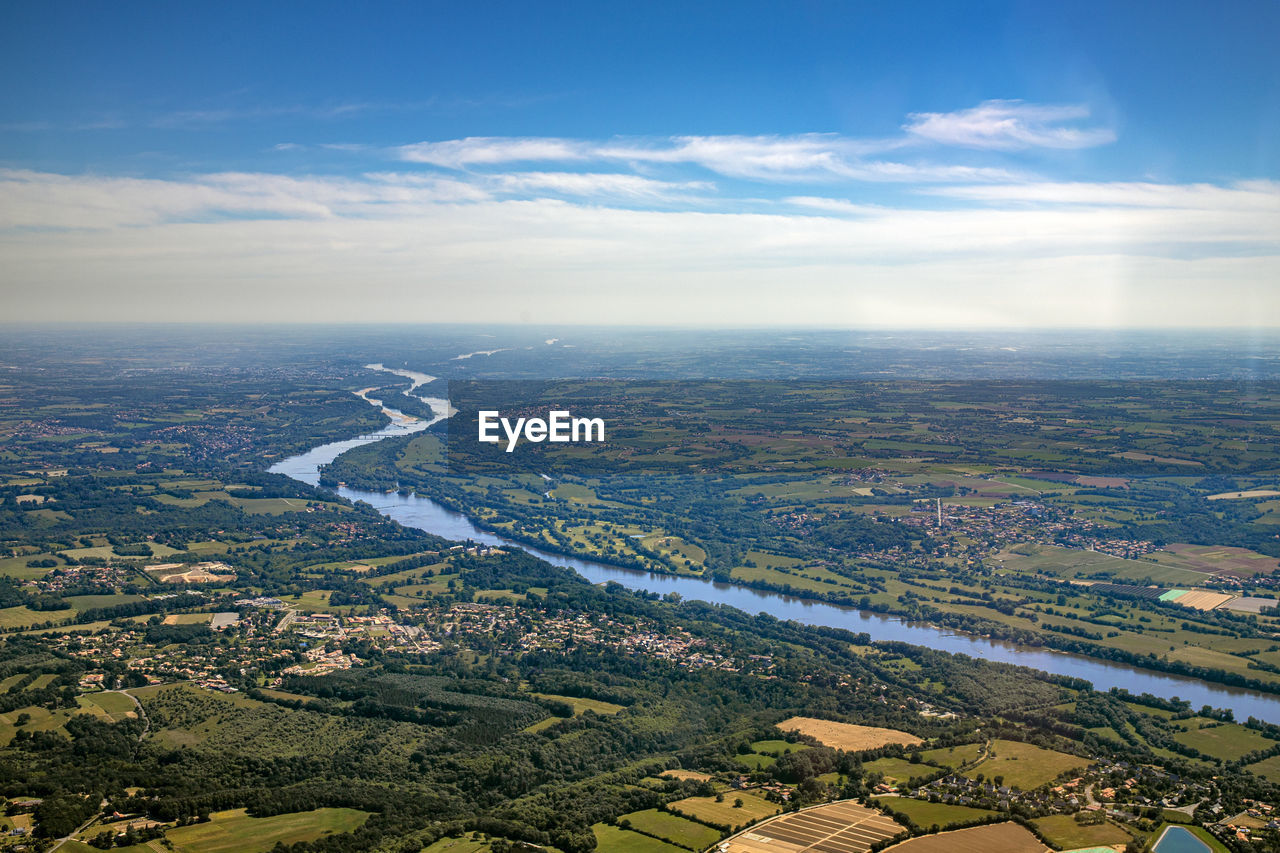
left=936, top=497, right=942, bottom=527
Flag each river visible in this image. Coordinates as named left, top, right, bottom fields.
left=269, top=366, right=1280, bottom=725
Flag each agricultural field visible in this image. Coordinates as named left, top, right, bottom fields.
left=918, top=743, right=986, bottom=769
left=721, top=800, right=904, bottom=853
left=78, top=691, right=139, bottom=722
left=874, top=798, right=995, bottom=830
left=1031, top=813, right=1132, bottom=850
left=668, top=792, right=780, bottom=831
left=880, top=822, right=1049, bottom=853
left=750, top=738, right=809, bottom=756
left=161, top=808, right=370, bottom=853
left=863, top=758, right=931, bottom=785
left=965, top=740, right=1085, bottom=790
left=616, top=808, right=723, bottom=851
left=777, top=717, right=923, bottom=751
left=529, top=692, right=625, bottom=715
left=1248, top=753, right=1280, bottom=783
left=1171, top=719, right=1277, bottom=762
left=591, top=823, right=689, bottom=853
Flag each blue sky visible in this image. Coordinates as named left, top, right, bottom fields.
left=1, top=0, right=1277, bottom=325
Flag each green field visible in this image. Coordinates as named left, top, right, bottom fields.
left=919, top=743, right=985, bottom=769
left=278, top=589, right=347, bottom=612
left=0, top=605, right=58, bottom=629
left=421, top=838, right=491, bottom=853
left=592, top=823, right=689, bottom=853
left=967, top=739, right=1085, bottom=790
left=1172, top=721, right=1275, bottom=762
left=0, top=552, right=62, bottom=580
left=0, top=703, right=82, bottom=743
left=162, top=807, right=369, bottom=853
left=750, top=738, right=808, bottom=756
left=617, top=809, right=723, bottom=851
left=79, top=691, right=138, bottom=721
left=996, top=544, right=1208, bottom=586
left=530, top=692, right=625, bottom=715
left=668, top=791, right=780, bottom=830
left=1032, top=814, right=1132, bottom=849
left=735, top=753, right=775, bottom=770
left=864, top=757, right=931, bottom=785
left=1247, top=753, right=1280, bottom=782
left=877, top=797, right=995, bottom=829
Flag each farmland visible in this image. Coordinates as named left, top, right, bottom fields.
left=880, top=822, right=1048, bottom=853
left=873, top=798, right=995, bottom=830
left=1031, top=813, right=1133, bottom=850
left=965, top=739, right=1086, bottom=790
left=721, top=801, right=904, bottom=853
left=159, top=808, right=370, bottom=853
left=668, top=792, right=781, bottom=831
left=616, top=808, right=722, bottom=850
left=777, top=717, right=923, bottom=751
left=592, top=823, right=689, bottom=853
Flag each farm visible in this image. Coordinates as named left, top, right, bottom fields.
left=879, top=822, right=1048, bottom=853
left=777, top=717, right=923, bottom=751
left=720, top=801, right=905, bottom=853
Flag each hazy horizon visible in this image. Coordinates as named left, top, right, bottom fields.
left=2, top=1, right=1277, bottom=327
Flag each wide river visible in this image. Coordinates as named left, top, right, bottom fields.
left=271, top=367, right=1280, bottom=725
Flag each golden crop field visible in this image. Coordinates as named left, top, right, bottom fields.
left=778, top=716, right=923, bottom=751
left=881, top=822, right=1049, bottom=853
left=722, top=801, right=905, bottom=853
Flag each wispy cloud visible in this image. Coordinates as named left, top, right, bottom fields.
left=394, top=132, right=1016, bottom=183
left=147, top=101, right=394, bottom=129
left=925, top=180, right=1280, bottom=210
left=903, top=100, right=1116, bottom=150
left=0, top=168, right=489, bottom=229
left=398, top=137, right=590, bottom=168
left=384, top=101, right=1113, bottom=182
left=493, top=172, right=712, bottom=200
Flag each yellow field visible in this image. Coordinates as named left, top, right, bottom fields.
left=1174, top=590, right=1234, bottom=610
left=722, top=800, right=904, bottom=853
left=881, top=822, right=1048, bottom=853
left=778, top=716, right=923, bottom=751
left=660, top=769, right=713, bottom=781
left=668, top=791, right=780, bottom=830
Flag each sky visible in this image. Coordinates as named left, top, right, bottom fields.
left=1, top=0, right=1278, bottom=327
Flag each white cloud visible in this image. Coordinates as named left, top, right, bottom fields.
left=492, top=172, right=712, bottom=199
left=382, top=101, right=1114, bottom=183
left=904, top=100, right=1116, bottom=150
left=0, top=169, right=490, bottom=228
left=397, top=137, right=589, bottom=168
left=394, top=132, right=1016, bottom=183
left=926, top=180, right=1280, bottom=210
